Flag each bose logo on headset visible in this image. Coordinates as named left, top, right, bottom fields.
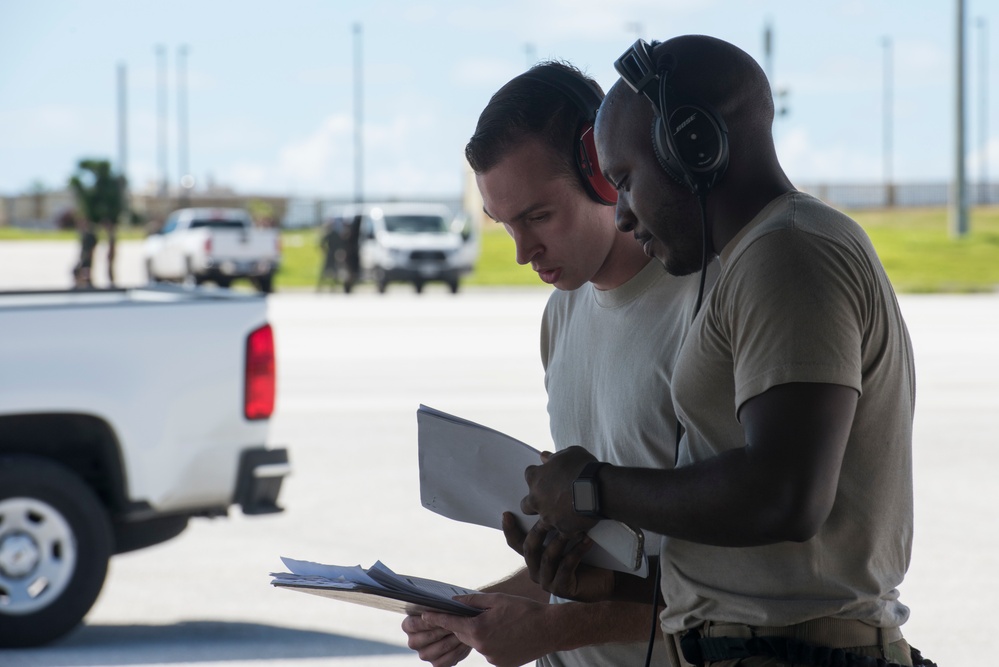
left=675, top=112, right=697, bottom=134
left=614, top=39, right=729, bottom=196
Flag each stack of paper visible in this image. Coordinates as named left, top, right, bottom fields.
left=270, top=557, right=481, bottom=616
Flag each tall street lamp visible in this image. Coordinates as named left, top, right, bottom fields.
left=177, top=45, right=191, bottom=207
left=353, top=23, right=363, bottom=206
left=156, top=45, right=169, bottom=201
left=950, top=0, right=969, bottom=238
left=978, top=17, right=989, bottom=203
left=883, top=37, right=894, bottom=207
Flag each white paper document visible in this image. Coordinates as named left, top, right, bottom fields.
left=417, top=405, right=648, bottom=577
left=271, top=557, right=481, bottom=616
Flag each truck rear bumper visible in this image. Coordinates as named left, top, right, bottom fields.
left=233, top=447, right=290, bottom=515
left=202, top=259, right=279, bottom=278
left=383, top=266, right=469, bottom=282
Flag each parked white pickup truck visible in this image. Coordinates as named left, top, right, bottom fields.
left=143, top=207, right=281, bottom=293
left=0, top=286, right=290, bottom=647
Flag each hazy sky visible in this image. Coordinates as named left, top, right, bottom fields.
left=1, top=0, right=996, bottom=198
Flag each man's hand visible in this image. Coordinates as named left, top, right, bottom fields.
left=520, top=447, right=600, bottom=537
left=504, top=508, right=615, bottom=603
left=401, top=614, right=472, bottom=667
left=420, top=593, right=555, bottom=667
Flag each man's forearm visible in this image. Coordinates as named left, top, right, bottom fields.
left=478, top=567, right=662, bottom=646
left=598, top=383, right=856, bottom=546
left=481, top=567, right=551, bottom=603
left=545, top=599, right=663, bottom=651
left=600, top=452, right=802, bottom=547
left=609, top=560, right=664, bottom=605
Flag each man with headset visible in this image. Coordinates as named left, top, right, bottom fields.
left=402, top=61, right=712, bottom=667
left=519, top=35, right=931, bottom=667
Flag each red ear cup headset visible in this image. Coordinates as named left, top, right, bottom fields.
left=519, top=68, right=619, bottom=206
left=614, top=39, right=729, bottom=196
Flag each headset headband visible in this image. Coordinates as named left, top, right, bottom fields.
left=519, top=67, right=619, bottom=205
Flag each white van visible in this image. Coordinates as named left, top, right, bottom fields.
left=333, top=203, right=476, bottom=294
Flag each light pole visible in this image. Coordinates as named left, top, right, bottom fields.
left=156, top=45, right=169, bottom=201
left=177, top=44, right=191, bottom=207
left=883, top=37, right=894, bottom=207
left=117, top=62, right=127, bottom=182
left=978, top=17, right=989, bottom=203
left=763, top=21, right=790, bottom=140
left=764, top=20, right=774, bottom=85
left=951, top=0, right=969, bottom=238
left=116, top=62, right=129, bottom=224
left=353, top=23, right=363, bottom=206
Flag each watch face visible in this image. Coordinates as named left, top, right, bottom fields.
left=572, top=479, right=598, bottom=514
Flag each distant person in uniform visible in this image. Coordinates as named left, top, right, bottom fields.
left=72, top=212, right=97, bottom=289
left=344, top=214, right=362, bottom=293
left=317, top=218, right=345, bottom=292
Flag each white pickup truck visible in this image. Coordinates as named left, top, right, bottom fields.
left=0, top=286, right=290, bottom=647
left=143, top=207, right=281, bottom=293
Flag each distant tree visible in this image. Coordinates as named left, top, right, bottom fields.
left=247, top=199, right=276, bottom=227
left=68, top=159, right=127, bottom=287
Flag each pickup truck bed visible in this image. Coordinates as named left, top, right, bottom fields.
left=0, top=286, right=289, bottom=646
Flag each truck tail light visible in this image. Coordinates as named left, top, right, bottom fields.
left=245, top=324, right=275, bottom=420
left=205, top=236, right=213, bottom=255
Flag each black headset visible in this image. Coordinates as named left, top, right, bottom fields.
left=614, top=39, right=729, bottom=196
left=519, top=67, right=619, bottom=206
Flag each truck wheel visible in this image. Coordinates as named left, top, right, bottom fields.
left=447, top=278, right=460, bottom=294
left=0, top=457, right=112, bottom=647
left=375, top=269, right=388, bottom=294
left=216, top=277, right=232, bottom=289
left=414, top=280, right=425, bottom=294
left=183, top=258, right=205, bottom=287
left=254, top=273, right=274, bottom=294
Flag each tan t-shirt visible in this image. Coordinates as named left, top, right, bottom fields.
left=539, top=258, right=712, bottom=667
left=661, top=192, right=915, bottom=634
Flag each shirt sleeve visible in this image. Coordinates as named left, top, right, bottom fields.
left=721, top=228, right=869, bottom=412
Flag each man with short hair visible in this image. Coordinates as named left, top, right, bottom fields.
left=520, top=35, right=928, bottom=667
left=402, top=61, right=711, bottom=667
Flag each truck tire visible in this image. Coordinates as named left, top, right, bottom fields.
left=215, top=277, right=232, bottom=289
left=145, top=259, right=158, bottom=284
left=447, top=278, right=460, bottom=294
left=253, top=273, right=274, bottom=294
left=375, top=269, right=388, bottom=294
left=184, top=258, right=205, bottom=287
left=414, top=280, right=425, bottom=294
left=0, top=456, right=113, bottom=647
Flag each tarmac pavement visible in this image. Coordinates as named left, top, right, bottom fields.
left=0, top=240, right=995, bottom=666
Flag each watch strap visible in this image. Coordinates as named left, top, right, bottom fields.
left=577, top=460, right=608, bottom=482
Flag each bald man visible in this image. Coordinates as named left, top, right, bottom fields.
left=520, top=35, right=931, bottom=667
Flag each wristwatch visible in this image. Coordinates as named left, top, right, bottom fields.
left=572, top=461, right=609, bottom=518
